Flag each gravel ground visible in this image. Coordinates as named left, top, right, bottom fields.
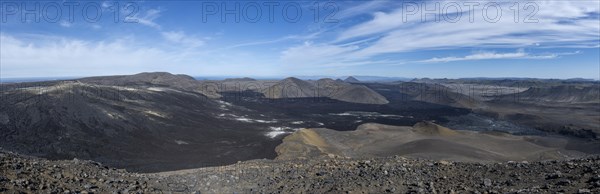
left=1, top=151, right=599, bottom=193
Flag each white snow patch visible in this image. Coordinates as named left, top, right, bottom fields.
left=265, top=131, right=287, bottom=138
left=330, top=111, right=403, bottom=118
left=145, top=110, right=168, bottom=118
left=269, top=126, right=289, bottom=131
left=111, top=86, right=139, bottom=91
left=225, top=114, right=277, bottom=123
left=264, top=126, right=301, bottom=138
left=235, top=117, right=253, bottom=122
left=330, top=112, right=353, bottom=116
left=217, top=100, right=233, bottom=109
left=175, top=140, right=189, bottom=145
left=94, top=106, right=124, bottom=119
left=255, top=119, right=277, bottom=123
left=147, top=87, right=167, bottom=92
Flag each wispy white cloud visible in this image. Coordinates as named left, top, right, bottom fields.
left=280, top=41, right=359, bottom=66
left=417, top=49, right=582, bottom=63
left=371, top=3, right=594, bottom=55
left=212, top=32, right=323, bottom=53
left=337, top=8, right=411, bottom=41
left=161, top=31, right=205, bottom=48
left=90, top=24, right=102, bottom=30
left=331, top=0, right=599, bottom=59
left=335, top=0, right=392, bottom=20
left=101, top=1, right=112, bottom=8
left=0, top=33, right=284, bottom=78
left=59, top=21, right=72, bottom=28
left=277, top=0, right=598, bottom=69
left=128, top=9, right=162, bottom=29
left=0, top=33, right=178, bottom=77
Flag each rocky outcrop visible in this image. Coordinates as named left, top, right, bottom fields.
left=2, top=150, right=599, bottom=193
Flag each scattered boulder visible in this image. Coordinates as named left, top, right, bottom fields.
left=1, top=150, right=599, bottom=193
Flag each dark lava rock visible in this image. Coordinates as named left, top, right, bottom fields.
left=1, top=150, right=599, bottom=193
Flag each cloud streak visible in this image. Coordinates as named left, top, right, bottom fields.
left=0, top=33, right=180, bottom=77
left=287, top=0, right=599, bottom=66
left=128, top=9, right=162, bottom=29
left=0, top=33, right=285, bottom=78
left=161, top=31, right=205, bottom=48
left=417, top=49, right=582, bottom=63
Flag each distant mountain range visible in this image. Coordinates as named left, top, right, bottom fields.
left=1, top=71, right=599, bottom=174
left=3, top=76, right=598, bottom=84
left=294, top=75, right=414, bottom=82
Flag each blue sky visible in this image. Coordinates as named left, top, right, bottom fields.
left=1, top=0, right=599, bottom=79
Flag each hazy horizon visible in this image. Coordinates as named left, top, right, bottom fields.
left=1, top=72, right=598, bottom=83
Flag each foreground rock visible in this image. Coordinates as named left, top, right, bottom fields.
left=1, top=151, right=599, bottom=193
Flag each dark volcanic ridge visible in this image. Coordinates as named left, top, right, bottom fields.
left=262, top=77, right=389, bottom=104
left=497, top=85, right=600, bottom=104
left=78, top=72, right=221, bottom=98
left=0, top=73, right=279, bottom=172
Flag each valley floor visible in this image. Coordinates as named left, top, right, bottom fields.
left=1, top=150, right=599, bottom=193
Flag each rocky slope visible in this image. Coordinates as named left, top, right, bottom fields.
left=482, top=85, right=600, bottom=139
left=0, top=73, right=281, bottom=172
left=1, top=150, right=599, bottom=193
left=497, top=85, right=600, bottom=104
left=262, top=77, right=389, bottom=104
left=365, top=81, right=600, bottom=139
left=275, top=122, right=593, bottom=162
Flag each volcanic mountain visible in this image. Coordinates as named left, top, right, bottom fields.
left=0, top=72, right=279, bottom=172
left=382, top=82, right=479, bottom=108
left=262, top=77, right=389, bottom=104
left=78, top=72, right=220, bottom=98
left=344, top=76, right=361, bottom=83
left=262, top=77, right=317, bottom=98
